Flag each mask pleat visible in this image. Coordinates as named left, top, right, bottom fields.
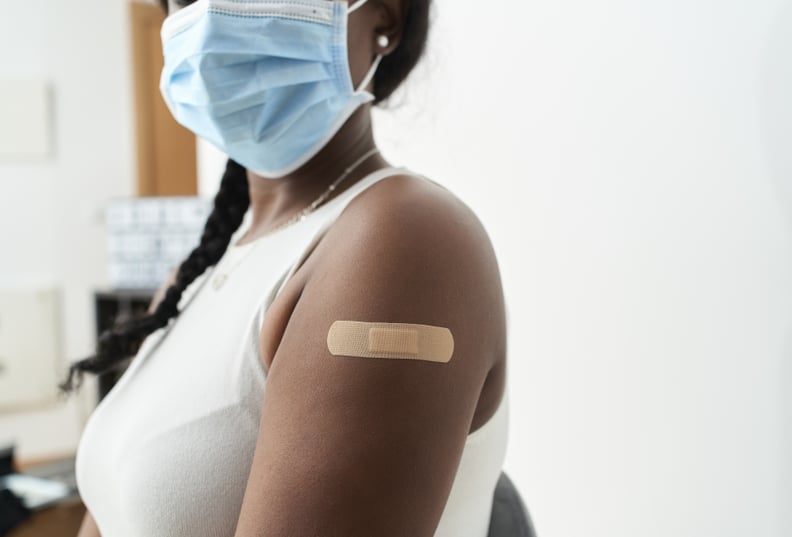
left=167, top=57, right=333, bottom=107
left=205, top=15, right=336, bottom=63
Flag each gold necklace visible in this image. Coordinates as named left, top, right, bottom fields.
left=211, top=147, right=381, bottom=290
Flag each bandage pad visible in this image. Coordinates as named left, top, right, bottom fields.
left=327, top=321, right=454, bottom=363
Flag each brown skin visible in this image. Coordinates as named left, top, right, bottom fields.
left=79, top=1, right=507, bottom=536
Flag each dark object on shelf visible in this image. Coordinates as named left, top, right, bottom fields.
left=0, top=446, right=13, bottom=478
left=0, top=488, right=31, bottom=537
left=94, top=289, right=155, bottom=402
left=2, top=455, right=83, bottom=537
left=487, top=471, right=538, bottom=537
left=0, top=445, right=31, bottom=536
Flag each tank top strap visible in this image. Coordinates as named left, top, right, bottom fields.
left=268, top=165, right=419, bottom=301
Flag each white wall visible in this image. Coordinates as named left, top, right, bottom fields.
left=0, top=0, right=135, bottom=458
left=369, top=1, right=792, bottom=536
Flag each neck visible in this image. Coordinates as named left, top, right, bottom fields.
left=242, top=106, right=390, bottom=238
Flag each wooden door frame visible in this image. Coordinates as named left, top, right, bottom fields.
left=130, top=1, right=197, bottom=196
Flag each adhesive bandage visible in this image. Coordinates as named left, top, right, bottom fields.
left=327, top=321, right=454, bottom=363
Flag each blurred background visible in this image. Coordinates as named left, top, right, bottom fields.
left=0, top=0, right=790, bottom=535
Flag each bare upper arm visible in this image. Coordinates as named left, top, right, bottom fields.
left=233, top=175, right=506, bottom=537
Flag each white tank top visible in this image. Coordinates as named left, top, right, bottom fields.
left=75, top=167, right=510, bottom=537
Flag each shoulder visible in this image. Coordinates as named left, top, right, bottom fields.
left=336, top=172, right=491, bottom=251
left=330, top=172, right=502, bottom=288
left=308, top=171, right=507, bottom=369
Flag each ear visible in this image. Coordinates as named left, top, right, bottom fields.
left=373, top=0, right=409, bottom=56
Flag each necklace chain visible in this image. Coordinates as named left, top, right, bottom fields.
left=211, top=147, right=381, bottom=290
left=259, top=147, right=380, bottom=236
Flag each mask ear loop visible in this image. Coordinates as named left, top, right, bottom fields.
left=348, top=0, right=371, bottom=13
left=347, top=0, right=381, bottom=94
left=355, top=54, right=383, bottom=94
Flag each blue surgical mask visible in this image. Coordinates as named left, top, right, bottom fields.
left=159, top=0, right=381, bottom=178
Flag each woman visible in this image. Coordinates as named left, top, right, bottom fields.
left=64, top=0, right=509, bottom=535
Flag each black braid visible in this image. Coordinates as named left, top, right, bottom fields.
left=57, top=159, right=250, bottom=396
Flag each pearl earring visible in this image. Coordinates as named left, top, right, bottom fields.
left=377, top=35, right=390, bottom=49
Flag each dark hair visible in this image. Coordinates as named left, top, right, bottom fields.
left=373, top=0, right=431, bottom=104
left=58, top=0, right=431, bottom=396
